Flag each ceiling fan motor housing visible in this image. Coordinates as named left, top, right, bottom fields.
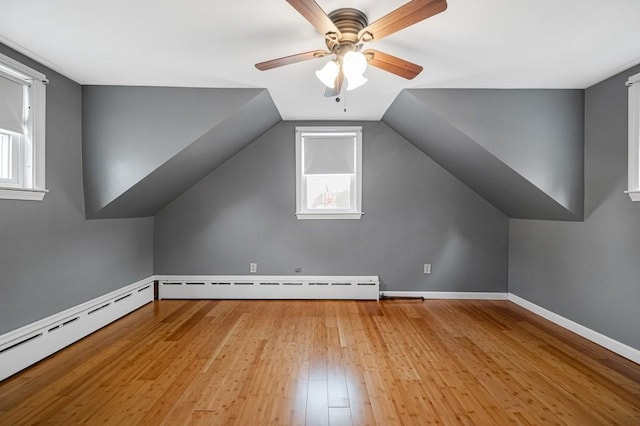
left=325, top=8, right=368, bottom=54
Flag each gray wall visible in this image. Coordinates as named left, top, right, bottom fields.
left=509, top=64, right=640, bottom=350
left=82, top=86, right=280, bottom=219
left=384, top=89, right=584, bottom=220
left=82, top=86, right=279, bottom=218
left=154, top=121, right=508, bottom=292
left=81, top=86, right=259, bottom=213
left=0, top=44, right=153, bottom=334
left=408, top=89, right=585, bottom=217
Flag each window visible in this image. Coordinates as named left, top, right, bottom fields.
left=0, top=52, right=47, bottom=200
left=627, top=72, right=640, bottom=202
left=295, top=126, right=363, bottom=219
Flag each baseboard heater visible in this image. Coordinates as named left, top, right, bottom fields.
left=157, top=275, right=379, bottom=301
left=0, top=278, right=154, bottom=381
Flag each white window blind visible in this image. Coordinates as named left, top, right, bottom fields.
left=303, top=135, right=355, bottom=174
left=0, top=71, right=26, bottom=135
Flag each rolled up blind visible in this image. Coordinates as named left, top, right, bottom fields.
left=303, top=135, right=355, bottom=174
left=0, top=70, right=26, bottom=134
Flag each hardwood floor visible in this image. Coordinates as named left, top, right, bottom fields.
left=0, top=299, right=639, bottom=425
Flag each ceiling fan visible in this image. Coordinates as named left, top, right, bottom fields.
left=255, top=0, right=448, bottom=96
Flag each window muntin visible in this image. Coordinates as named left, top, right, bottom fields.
left=295, top=126, right=362, bottom=219
left=0, top=52, right=47, bottom=201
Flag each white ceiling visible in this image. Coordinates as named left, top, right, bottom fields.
left=1, top=0, right=640, bottom=120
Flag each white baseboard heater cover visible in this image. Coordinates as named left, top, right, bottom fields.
left=0, top=278, right=154, bottom=381
left=157, top=275, right=379, bottom=301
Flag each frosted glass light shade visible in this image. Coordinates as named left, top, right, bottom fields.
left=346, top=74, right=368, bottom=91
left=342, top=51, right=367, bottom=79
left=315, top=61, right=339, bottom=88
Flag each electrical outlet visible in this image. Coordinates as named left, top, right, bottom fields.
left=423, top=263, right=431, bottom=274
left=295, top=267, right=302, bottom=273
left=250, top=262, right=257, bottom=273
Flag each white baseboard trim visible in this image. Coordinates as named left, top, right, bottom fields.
left=0, top=276, right=155, bottom=381
left=3, top=283, right=636, bottom=381
left=380, top=291, right=639, bottom=364
left=508, top=293, right=640, bottom=365
left=156, top=275, right=380, bottom=301
left=380, top=291, right=509, bottom=300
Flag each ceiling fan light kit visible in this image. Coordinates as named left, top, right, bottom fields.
left=255, top=0, right=447, bottom=95
left=315, top=50, right=367, bottom=91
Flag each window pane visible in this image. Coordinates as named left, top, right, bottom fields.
left=0, top=133, right=12, bottom=180
left=306, top=174, right=352, bottom=209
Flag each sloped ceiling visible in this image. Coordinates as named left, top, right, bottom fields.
left=82, top=87, right=280, bottom=218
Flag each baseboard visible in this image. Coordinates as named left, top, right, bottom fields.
left=380, top=291, right=639, bottom=364
left=3, top=283, right=636, bottom=381
left=508, top=293, right=640, bottom=365
left=156, top=275, right=380, bottom=300
left=380, top=291, right=509, bottom=300
left=0, top=276, right=154, bottom=381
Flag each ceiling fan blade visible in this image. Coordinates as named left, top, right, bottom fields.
left=324, top=69, right=344, bottom=97
left=255, top=50, right=328, bottom=71
left=286, top=0, right=341, bottom=37
left=358, top=0, right=447, bottom=42
left=364, top=49, right=423, bottom=79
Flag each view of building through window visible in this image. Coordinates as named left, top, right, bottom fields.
left=306, top=174, right=351, bottom=209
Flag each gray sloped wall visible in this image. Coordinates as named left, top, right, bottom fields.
left=82, top=86, right=280, bottom=218
left=154, top=121, right=509, bottom=293
left=509, top=64, right=640, bottom=350
left=0, top=44, right=153, bottom=335
left=383, top=89, right=584, bottom=220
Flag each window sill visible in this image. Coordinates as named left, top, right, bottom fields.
left=0, top=187, right=48, bottom=201
left=625, top=190, right=640, bottom=202
left=296, top=212, right=363, bottom=220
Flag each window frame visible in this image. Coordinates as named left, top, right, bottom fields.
left=0, top=51, right=47, bottom=201
left=295, top=126, right=363, bottom=220
left=627, top=72, right=640, bottom=202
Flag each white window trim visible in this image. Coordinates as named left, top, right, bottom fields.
left=295, top=126, right=363, bottom=220
left=0, top=187, right=48, bottom=200
left=626, top=72, right=640, bottom=202
left=0, top=52, right=48, bottom=201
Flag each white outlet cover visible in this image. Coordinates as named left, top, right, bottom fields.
left=424, top=263, right=431, bottom=274
left=250, top=262, right=257, bottom=273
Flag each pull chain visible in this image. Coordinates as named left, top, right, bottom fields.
left=343, top=90, right=348, bottom=113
